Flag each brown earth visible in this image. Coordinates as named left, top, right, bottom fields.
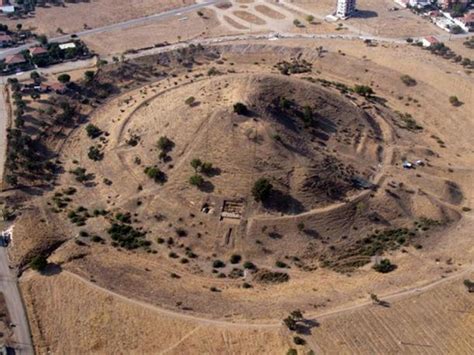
left=4, top=39, right=473, bottom=353
left=2, top=0, right=196, bottom=37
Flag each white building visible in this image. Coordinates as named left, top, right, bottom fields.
left=409, top=0, right=431, bottom=8
left=336, top=0, right=357, bottom=19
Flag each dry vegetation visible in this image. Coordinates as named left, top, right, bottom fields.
left=2, top=36, right=473, bottom=352
left=3, top=0, right=196, bottom=36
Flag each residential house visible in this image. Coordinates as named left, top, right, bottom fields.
left=438, top=0, right=469, bottom=10
left=421, top=35, right=440, bottom=47
left=0, top=34, right=13, bottom=48
left=29, top=46, right=48, bottom=58
left=4, top=53, right=26, bottom=70
left=461, top=12, right=474, bottom=31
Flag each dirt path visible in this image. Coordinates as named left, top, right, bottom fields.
left=60, top=261, right=473, bottom=331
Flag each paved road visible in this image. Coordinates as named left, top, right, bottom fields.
left=0, top=86, right=8, bottom=180
left=0, top=0, right=224, bottom=59
left=0, top=248, right=34, bottom=354
left=0, top=83, right=33, bottom=354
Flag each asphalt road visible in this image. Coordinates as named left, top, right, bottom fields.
left=0, top=248, right=33, bottom=354
left=0, top=86, right=8, bottom=180
left=0, top=0, right=224, bottom=59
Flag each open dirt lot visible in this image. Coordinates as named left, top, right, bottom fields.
left=3, top=35, right=473, bottom=353
left=84, top=8, right=226, bottom=57
left=2, top=0, right=195, bottom=37
left=289, top=0, right=446, bottom=37
left=21, top=271, right=290, bottom=354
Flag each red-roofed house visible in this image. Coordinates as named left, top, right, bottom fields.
left=0, top=34, right=12, bottom=47
left=462, top=12, right=474, bottom=32
left=5, top=53, right=25, bottom=64
left=422, top=36, right=440, bottom=47
left=29, top=46, right=48, bottom=57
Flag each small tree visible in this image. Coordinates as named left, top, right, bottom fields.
left=84, top=70, right=95, bottom=82
left=293, top=19, right=302, bottom=27
left=30, top=71, right=40, bottom=81
left=189, top=174, right=204, bottom=187
left=306, top=15, right=314, bottom=23
left=190, top=158, right=202, bottom=173
left=290, top=309, right=303, bottom=320
left=86, top=124, right=102, bottom=139
left=230, top=254, right=241, bottom=264
left=302, top=105, right=313, bottom=126
left=463, top=279, right=474, bottom=293
left=185, top=96, right=196, bottom=106
left=30, top=255, right=48, bottom=271
left=373, top=259, right=397, bottom=273
left=353, top=85, right=375, bottom=97
left=400, top=75, right=417, bottom=87
left=449, top=96, right=461, bottom=107
left=283, top=316, right=297, bottom=331
left=36, top=35, right=48, bottom=46
left=293, top=336, right=306, bottom=345
left=88, top=146, right=103, bottom=161
left=370, top=293, right=380, bottom=304
left=57, top=74, right=71, bottom=84
left=201, top=162, right=213, bottom=176
left=144, top=166, right=166, bottom=184
left=157, top=136, right=174, bottom=153
left=233, top=102, right=249, bottom=115
left=252, top=178, right=273, bottom=202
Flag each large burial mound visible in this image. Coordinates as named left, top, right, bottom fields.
left=8, top=45, right=468, bottom=323
left=119, top=74, right=383, bottom=214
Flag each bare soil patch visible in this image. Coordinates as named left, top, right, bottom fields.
left=223, top=15, right=249, bottom=30
left=233, top=10, right=266, bottom=25
left=4, top=0, right=195, bottom=36
left=255, top=4, right=286, bottom=20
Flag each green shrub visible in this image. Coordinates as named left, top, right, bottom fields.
left=157, top=136, right=174, bottom=153
left=373, top=259, right=397, bottom=273
left=400, top=75, right=417, bottom=86
left=57, top=73, right=71, bottom=83
left=353, top=85, right=375, bottom=97
left=449, top=96, right=461, bottom=106
left=293, top=336, right=306, bottom=345
left=185, top=96, right=195, bottom=106
left=252, top=178, right=273, bottom=202
left=144, top=166, right=167, bottom=184
left=233, top=102, right=249, bottom=115
left=189, top=174, right=204, bottom=187
left=88, top=146, right=103, bottom=161
left=30, top=255, right=48, bottom=271
left=86, top=124, right=102, bottom=139
left=213, top=260, right=225, bottom=268
left=243, top=261, right=256, bottom=270
left=230, top=254, right=242, bottom=264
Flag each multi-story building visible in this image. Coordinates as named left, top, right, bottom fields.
left=336, top=0, right=357, bottom=19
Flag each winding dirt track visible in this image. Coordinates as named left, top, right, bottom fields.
left=62, top=261, right=473, bottom=330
